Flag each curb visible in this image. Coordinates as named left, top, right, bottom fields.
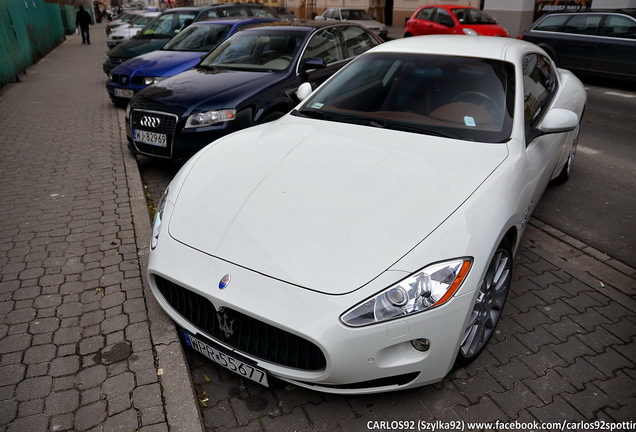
left=117, top=108, right=205, bottom=432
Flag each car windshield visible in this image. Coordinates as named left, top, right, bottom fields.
left=451, top=8, right=497, bottom=25
left=199, top=30, right=304, bottom=71
left=342, top=10, right=373, bottom=20
left=129, top=14, right=156, bottom=28
left=163, top=23, right=231, bottom=51
left=294, top=52, right=515, bottom=143
left=141, top=11, right=198, bottom=37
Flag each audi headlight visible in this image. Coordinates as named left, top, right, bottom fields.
left=462, top=28, right=478, bottom=35
left=185, top=109, right=236, bottom=128
left=341, top=259, right=472, bottom=327
left=151, top=185, right=170, bottom=250
left=142, top=77, right=165, bottom=86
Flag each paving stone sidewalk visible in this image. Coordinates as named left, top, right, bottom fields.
left=0, top=23, right=204, bottom=432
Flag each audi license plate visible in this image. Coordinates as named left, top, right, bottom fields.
left=133, top=129, right=167, bottom=147
left=182, top=330, right=269, bottom=387
left=114, top=88, right=134, bottom=98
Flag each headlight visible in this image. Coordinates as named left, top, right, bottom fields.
left=142, top=77, right=165, bottom=86
left=185, top=109, right=236, bottom=128
left=151, top=185, right=170, bottom=250
left=341, top=259, right=472, bottom=327
left=462, top=28, right=478, bottom=36
left=108, top=73, right=114, bottom=82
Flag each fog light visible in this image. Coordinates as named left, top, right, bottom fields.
left=411, top=338, right=430, bottom=352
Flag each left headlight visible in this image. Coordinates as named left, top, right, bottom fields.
left=341, top=258, right=472, bottom=327
left=151, top=185, right=170, bottom=250
left=185, top=109, right=236, bottom=129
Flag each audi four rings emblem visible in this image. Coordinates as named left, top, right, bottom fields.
left=140, top=116, right=161, bottom=128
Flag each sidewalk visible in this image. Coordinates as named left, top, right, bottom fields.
left=0, top=23, right=204, bottom=432
left=1, top=21, right=635, bottom=432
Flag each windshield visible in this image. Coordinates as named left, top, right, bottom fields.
left=141, top=11, right=198, bottom=37
left=200, top=30, right=304, bottom=71
left=451, top=8, right=497, bottom=25
left=163, top=23, right=231, bottom=51
left=294, top=52, right=515, bottom=143
left=129, top=14, right=156, bottom=28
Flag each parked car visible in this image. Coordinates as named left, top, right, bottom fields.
left=107, top=18, right=279, bottom=106
left=145, top=35, right=586, bottom=393
left=103, top=4, right=280, bottom=74
left=106, top=10, right=144, bottom=35
left=125, top=21, right=383, bottom=160
left=315, top=8, right=388, bottom=39
left=106, top=11, right=160, bottom=49
left=404, top=4, right=509, bottom=37
left=518, top=8, right=636, bottom=82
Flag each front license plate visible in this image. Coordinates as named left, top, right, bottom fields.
left=114, top=88, right=134, bottom=98
left=133, top=129, right=167, bottom=147
left=182, top=330, right=269, bottom=387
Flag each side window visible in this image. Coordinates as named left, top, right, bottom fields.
left=433, top=9, right=454, bottom=27
left=534, top=15, right=569, bottom=31
left=601, top=15, right=636, bottom=39
left=523, top=53, right=556, bottom=127
left=562, top=14, right=602, bottom=35
left=341, top=26, right=380, bottom=58
left=302, top=27, right=343, bottom=65
left=324, top=9, right=335, bottom=19
left=416, top=7, right=434, bottom=21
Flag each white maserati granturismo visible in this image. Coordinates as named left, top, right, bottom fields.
left=147, top=35, right=586, bottom=394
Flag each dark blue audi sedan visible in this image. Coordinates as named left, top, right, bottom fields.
left=125, top=21, right=383, bottom=161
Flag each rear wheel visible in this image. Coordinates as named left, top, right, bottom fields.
left=455, top=238, right=512, bottom=366
left=550, top=125, right=580, bottom=185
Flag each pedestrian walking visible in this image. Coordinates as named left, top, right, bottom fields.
left=76, top=5, right=93, bottom=44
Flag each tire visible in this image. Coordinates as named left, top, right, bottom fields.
left=455, top=238, right=513, bottom=366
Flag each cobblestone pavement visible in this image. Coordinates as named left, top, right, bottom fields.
left=0, top=23, right=203, bottom=432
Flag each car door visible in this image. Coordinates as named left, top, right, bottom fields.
left=522, top=53, right=567, bottom=208
left=552, top=13, right=603, bottom=71
left=592, top=14, right=636, bottom=79
left=410, top=7, right=437, bottom=35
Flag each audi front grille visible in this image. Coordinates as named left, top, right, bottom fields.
left=130, top=109, right=178, bottom=158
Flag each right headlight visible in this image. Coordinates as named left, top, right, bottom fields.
left=341, top=258, right=472, bottom=327
left=185, top=109, right=236, bottom=129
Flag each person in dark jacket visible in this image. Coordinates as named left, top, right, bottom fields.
left=76, top=5, right=93, bottom=44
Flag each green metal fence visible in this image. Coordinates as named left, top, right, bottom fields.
left=0, top=0, right=76, bottom=88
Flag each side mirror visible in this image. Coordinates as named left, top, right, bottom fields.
left=296, top=82, right=313, bottom=101
left=300, top=57, right=327, bottom=72
left=538, top=108, right=579, bottom=133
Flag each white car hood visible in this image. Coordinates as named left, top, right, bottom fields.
left=168, top=118, right=508, bottom=294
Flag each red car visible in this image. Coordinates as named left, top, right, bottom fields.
left=404, top=5, right=509, bottom=37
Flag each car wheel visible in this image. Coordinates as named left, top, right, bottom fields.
left=455, top=238, right=512, bottom=366
left=550, top=126, right=580, bottom=185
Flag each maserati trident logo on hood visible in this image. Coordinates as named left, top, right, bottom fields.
left=219, top=274, right=231, bottom=290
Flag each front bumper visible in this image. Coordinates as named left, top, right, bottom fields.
left=147, top=226, right=478, bottom=394
left=126, top=107, right=252, bottom=161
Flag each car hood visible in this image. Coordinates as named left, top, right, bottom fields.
left=108, top=36, right=171, bottom=59
left=132, top=68, right=287, bottom=113
left=167, top=117, right=508, bottom=295
left=115, top=50, right=203, bottom=76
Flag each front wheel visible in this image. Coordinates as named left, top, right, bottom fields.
left=455, top=238, right=512, bottom=366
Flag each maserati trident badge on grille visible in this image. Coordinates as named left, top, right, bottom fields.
left=216, top=308, right=235, bottom=339
left=219, top=274, right=231, bottom=289
left=140, top=116, right=161, bottom=128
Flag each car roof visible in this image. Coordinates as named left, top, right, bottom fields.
left=538, top=8, right=636, bottom=18
left=239, top=20, right=366, bottom=31
left=369, top=35, right=536, bottom=61
left=190, top=17, right=278, bottom=26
